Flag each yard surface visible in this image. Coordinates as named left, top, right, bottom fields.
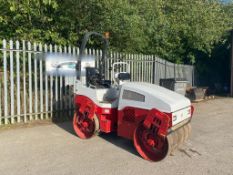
left=0, top=98, right=233, bottom=175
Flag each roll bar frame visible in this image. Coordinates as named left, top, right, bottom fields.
left=78, top=32, right=109, bottom=79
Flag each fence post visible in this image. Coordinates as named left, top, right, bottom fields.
left=59, top=45, right=63, bottom=117
left=33, top=42, right=38, bottom=120
left=49, top=44, right=54, bottom=118
left=54, top=45, right=58, bottom=114
left=174, top=63, right=176, bottom=80
left=152, top=56, right=155, bottom=84
left=66, top=45, right=71, bottom=115
left=39, top=43, right=43, bottom=119
left=28, top=42, right=33, bottom=121
left=16, top=41, right=20, bottom=123
left=165, top=60, right=167, bottom=79
left=135, top=54, right=138, bottom=81
left=9, top=40, right=15, bottom=124
left=3, top=40, right=8, bottom=124
left=44, top=44, right=49, bottom=119
left=22, top=40, right=27, bottom=122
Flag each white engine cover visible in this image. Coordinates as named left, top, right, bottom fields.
left=118, top=82, right=191, bottom=113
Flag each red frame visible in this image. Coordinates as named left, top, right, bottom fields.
left=74, top=95, right=193, bottom=140
left=74, top=95, right=117, bottom=133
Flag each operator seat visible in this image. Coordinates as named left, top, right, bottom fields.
left=117, top=72, right=131, bottom=81
left=86, top=67, right=111, bottom=88
left=115, top=72, right=131, bottom=85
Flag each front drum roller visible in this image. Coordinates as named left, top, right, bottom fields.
left=73, top=97, right=100, bottom=139
left=133, top=123, right=191, bottom=161
left=73, top=112, right=99, bottom=139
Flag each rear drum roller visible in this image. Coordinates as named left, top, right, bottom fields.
left=133, top=123, right=169, bottom=161
left=134, top=122, right=192, bottom=161
left=73, top=112, right=99, bottom=139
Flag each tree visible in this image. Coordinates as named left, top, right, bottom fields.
left=0, top=0, right=232, bottom=65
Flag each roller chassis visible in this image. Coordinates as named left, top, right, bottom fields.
left=73, top=80, right=193, bottom=161
left=53, top=31, right=195, bottom=162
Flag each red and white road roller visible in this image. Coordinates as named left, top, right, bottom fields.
left=46, top=32, right=194, bottom=161
left=71, top=32, right=194, bottom=161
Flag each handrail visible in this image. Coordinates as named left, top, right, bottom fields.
left=79, top=32, right=109, bottom=78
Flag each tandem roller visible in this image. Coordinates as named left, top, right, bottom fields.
left=45, top=32, right=194, bottom=162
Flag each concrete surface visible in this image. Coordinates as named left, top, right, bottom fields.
left=0, top=98, right=233, bottom=175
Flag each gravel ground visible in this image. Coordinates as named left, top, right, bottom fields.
left=0, top=98, right=233, bottom=175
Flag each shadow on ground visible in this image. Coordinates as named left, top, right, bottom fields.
left=54, top=121, right=76, bottom=136
left=99, top=132, right=139, bottom=157
left=54, top=120, right=139, bottom=158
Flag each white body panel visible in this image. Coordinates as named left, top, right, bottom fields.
left=118, top=82, right=192, bottom=126
left=172, top=107, right=191, bottom=125
left=75, top=81, right=119, bottom=108
left=75, top=81, right=191, bottom=126
left=118, top=82, right=191, bottom=113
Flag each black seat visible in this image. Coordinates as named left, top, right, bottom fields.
left=86, top=67, right=111, bottom=88
left=117, top=72, right=131, bottom=81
